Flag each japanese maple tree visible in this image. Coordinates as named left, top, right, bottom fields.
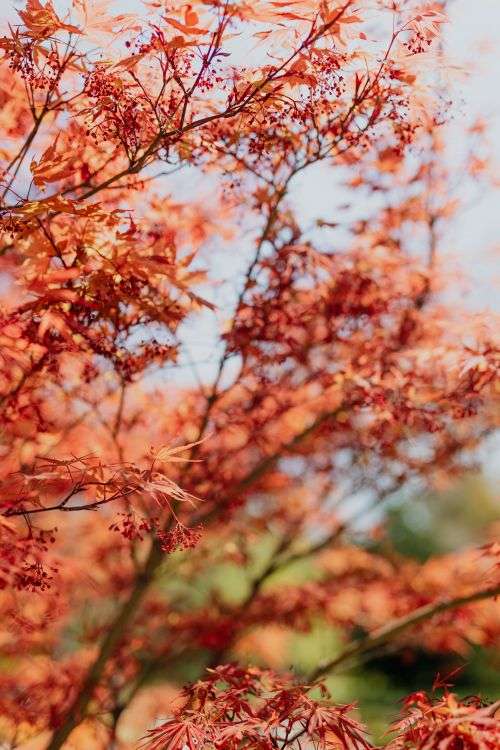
left=0, top=0, right=498, bottom=748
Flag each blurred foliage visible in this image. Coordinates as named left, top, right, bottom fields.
left=289, top=473, right=500, bottom=741
left=152, top=473, right=499, bottom=742
left=382, top=475, right=499, bottom=562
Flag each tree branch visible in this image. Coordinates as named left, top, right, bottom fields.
left=309, top=584, right=500, bottom=681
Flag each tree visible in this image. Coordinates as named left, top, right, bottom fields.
left=0, top=0, right=498, bottom=748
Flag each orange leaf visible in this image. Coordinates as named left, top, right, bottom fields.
left=164, top=16, right=208, bottom=36
left=184, top=7, right=199, bottom=27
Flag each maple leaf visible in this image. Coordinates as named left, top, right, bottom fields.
left=18, top=0, right=81, bottom=39
left=8, top=196, right=111, bottom=218
left=140, top=717, right=210, bottom=750
left=30, top=136, right=76, bottom=188
left=387, top=693, right=500, bottom=750
left=164, top=16, right=209, bottom=36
